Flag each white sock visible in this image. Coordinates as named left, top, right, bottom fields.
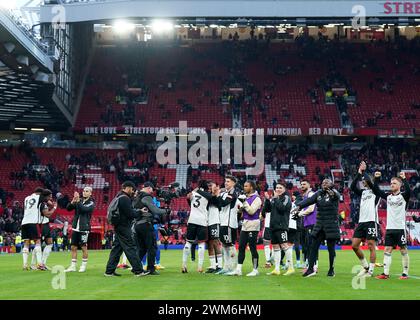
left=70, top=259, right=77, bottom=268
left=401, top=252, right=409, bottom=275
left=236, top=263, right=242, bottom=273
left=315, top=260, right=319, bottom=269
left=122, top=253, right=127, bottom=265
left=222, top=246, right=230, bottom=270
left=182, top=242, right=191, bottom=268
left=383, top=252, right=392, bottom=275
left=42, top=244, right=53, bottom=265
left=209, top=255, right=216, bottom=269
left=230, top=246, right=237, bottom=270
left=368, top=263, right=375, bottom=274
left=81, top=258, right=88, bottom=268
left=285, top=247, right=293, bottom=269
left=216, top=254, right=222, bottom=268
left=273, top=249, right=281, bottom=272
left=22, top=247, right=29, bottom=266
left=31, top=249, right=36, bottom=266
left=360, top=257, right=369, bottom=269
left=198, top=243, right=205, bottom=269
left=34, top=245, right=42, bottom=265
left=264, top=245, right=271, bottom=262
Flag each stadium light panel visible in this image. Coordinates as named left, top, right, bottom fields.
left=113, top=20, right=135, bottom=34
left=14, top=127, right=28, bottom=131
left=0, top=1, right=17, bottom=9
left=31, top=128, right=45, bottom=132
left=151, top=20, right=174, bottom=33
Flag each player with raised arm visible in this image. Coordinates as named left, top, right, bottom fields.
left=264, top=182, right=292, bottom=276
left=350, top=161, right=380, bottom=277
left=182, top=180, right=212, bottom=273
left=372, top=171, right=411, bottom=280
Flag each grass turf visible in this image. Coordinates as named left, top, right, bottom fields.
left=0, top=249, right=419, bottom=300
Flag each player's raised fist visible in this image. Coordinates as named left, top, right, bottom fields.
left=399, top=172, right=406, bottom=180
left=359, top=161, right=367, bottom=172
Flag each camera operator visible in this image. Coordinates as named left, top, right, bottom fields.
left=132, top=182, right=169, bottom=275
left=104, top=181, right=145, bottom=277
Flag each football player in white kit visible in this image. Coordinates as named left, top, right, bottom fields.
left=350, top=161, right=381, bottom=277
left=21, top=188, right=44, bottom=270
left=206, top=182, right=223, bottom=273
left=215, top=175, right=240, bottom=275
left=182, top=180, right=213, bottom=273
left=21, top=188, right=55, bottom=270
left=372, top=171, right=411, bottom=280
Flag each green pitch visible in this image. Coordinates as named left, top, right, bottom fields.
left=0, top=249, right=419, bottom=300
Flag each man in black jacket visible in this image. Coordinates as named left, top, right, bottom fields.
left=105, top=181, right=145, bottom=277
left=132, top=182, right=169, bottom=275
left=293, top=179, right=341, bottom=278
left=263, top=182, right=292, bottom=276
left=65, top=187, right=95, bottom=273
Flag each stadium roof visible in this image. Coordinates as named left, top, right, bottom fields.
left=39, top=0, right=420, bottom=23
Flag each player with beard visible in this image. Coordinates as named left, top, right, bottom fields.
left=372, top=172, right=411, bottom=280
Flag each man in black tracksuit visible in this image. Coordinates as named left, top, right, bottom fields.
left=293, top=179, right=341, bottom=278
left=105, top=181, right=145, bottom=277
left=263, top=182, right=292, bottom=275
left=132, top=182, right=168, bottom=275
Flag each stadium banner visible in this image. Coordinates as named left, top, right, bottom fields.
left=83, top=126, right=358, bottom=136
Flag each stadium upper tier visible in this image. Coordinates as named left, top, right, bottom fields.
left=74, top=40, right=420, bottom=132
